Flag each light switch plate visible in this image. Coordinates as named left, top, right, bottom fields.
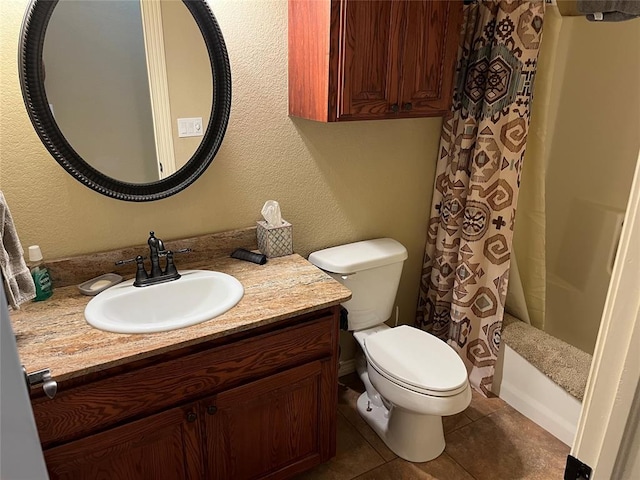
left=177, top=117, right=204, bottom=138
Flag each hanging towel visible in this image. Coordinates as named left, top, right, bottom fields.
left=577, top=0, right=640, bottom=21
left=0, top=192, right=36, bottom=309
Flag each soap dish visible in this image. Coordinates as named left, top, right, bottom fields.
left=78, top=273, right=123, bottom=296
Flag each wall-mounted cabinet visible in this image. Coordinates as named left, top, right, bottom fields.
left=288, top=0, right=463, bottom=122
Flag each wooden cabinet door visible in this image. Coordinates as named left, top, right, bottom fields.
left=203, top=361, right=325, bottom=480
left=338, top=0, right=403, bottom=120
left=288, top=0, right=461, bottom=121
left=399, top=0, right=463, bottom=116
left=44, top=404, right=203, bottom=480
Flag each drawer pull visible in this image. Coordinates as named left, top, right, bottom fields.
left=186, top=412, right=197, bottom=422
left=207, top=405, right=218, bottom=415
left=23, top=366, right=57, bottom=399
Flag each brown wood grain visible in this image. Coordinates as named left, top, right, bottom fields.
left=288, top=0, right=331, bottom=121
left=204, top=362, right=323, bottom=480
left=37, top=305, right=341, bottom=478
left=44, top=403, right=203, bottom=480
left=34, top=313, right=336, bottom=447
left=319, top=358, right=338, bottom=461
left=400, top=0, right=463, bottom=116
left=339, top=0, right=401, bottom=120
left=289, top=0, right=463, bottom=122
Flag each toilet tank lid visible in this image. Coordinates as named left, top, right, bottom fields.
left=308, top=238, right=408, bottom=274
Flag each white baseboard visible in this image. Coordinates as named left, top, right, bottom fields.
left=497, top=344, right=581, bottom=446
left=338, top=358, right=356, bottom=378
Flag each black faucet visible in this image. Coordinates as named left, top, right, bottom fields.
left=148, top=231, right=165, bottom=278
left=116, top=231, right=191, bottom=287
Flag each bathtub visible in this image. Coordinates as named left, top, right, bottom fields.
left=493, top=340, right=583, bottom=446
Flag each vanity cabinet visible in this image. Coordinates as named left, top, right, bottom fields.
left=32, top=309, right=340, bottom=480
left=202, top=361, right=328, bottom=479
left=43, top=404, right=204, bottom=479
left=288, top=0, right=463, bottom=122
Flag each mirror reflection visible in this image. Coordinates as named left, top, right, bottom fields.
left=43, top=0, right=213, bottom=183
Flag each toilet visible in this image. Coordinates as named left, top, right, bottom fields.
left=308, top=238, right=471, bottom=462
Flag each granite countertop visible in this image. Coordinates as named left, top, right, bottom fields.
left=10, top=254, right=351, bottom=383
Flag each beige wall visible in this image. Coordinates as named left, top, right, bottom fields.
left=161, top=0, right=212, bottom=170
left=544, top=17, right=640, bottom=354
left=0, top=0, right=442, bottom=359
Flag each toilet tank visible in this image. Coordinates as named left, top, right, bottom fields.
left=308, top=238, right=408, bottom=331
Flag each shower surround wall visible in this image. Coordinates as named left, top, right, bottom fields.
left=543, top=17, right=640, bottom=355
left=490, top=11, right=639, bottom=447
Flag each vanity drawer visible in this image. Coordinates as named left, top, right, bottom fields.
left=32, top=311, right=338, bottom=447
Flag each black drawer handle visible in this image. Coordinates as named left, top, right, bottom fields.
left=207, top=405, right=218, bottom=415
left=186, top=412, right=197, bottom=422
left=390, top=103, right=399, bottom=113
left=403, top=102, right=413, bottom=111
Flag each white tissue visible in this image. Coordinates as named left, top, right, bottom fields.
left=261, top=200, right=284, bottom=227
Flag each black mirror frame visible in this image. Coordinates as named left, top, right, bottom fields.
left=19, top=0, right=231, bottom=202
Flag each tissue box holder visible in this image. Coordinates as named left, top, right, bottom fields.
left=257, top=221, right=293, bottom=258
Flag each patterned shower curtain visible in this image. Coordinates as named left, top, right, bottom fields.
left=416, top=0, right=545, bottom=396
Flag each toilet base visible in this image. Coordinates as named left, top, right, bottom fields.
left=356, top=392, right=445, bottom=463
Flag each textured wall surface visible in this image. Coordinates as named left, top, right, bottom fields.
left=0, top=0, right=443, bottom=342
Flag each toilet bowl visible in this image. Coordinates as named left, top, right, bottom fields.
left=308, top=238, right=471, bottom=462
left=354, top=324, right=471, bottom=462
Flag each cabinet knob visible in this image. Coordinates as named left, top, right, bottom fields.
left=403, top=102, right=413, bottom=111
left=390, top=103, right=399, bottom=113
left=186, top=412, right=197, bottom=422
left=207, top=405, right=218, bottom=415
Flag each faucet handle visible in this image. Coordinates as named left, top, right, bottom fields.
left=116, top=256, right=149, bottom=286
left=159, top=249, right=190, bottom=277
left=132, top=255, right=149, bottom=286
left=115, top=256, right=147, bottom=266
left=164, top=251, right=178, bottom=277
left=159, top=248, right=192, bottom=257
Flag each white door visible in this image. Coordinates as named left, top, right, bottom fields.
left=0, top=282, right=48, bottom=479
left=571, top=150, right=640, bottom=479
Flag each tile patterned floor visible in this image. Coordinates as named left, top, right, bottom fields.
left=296, top=374, right=570, bottom=480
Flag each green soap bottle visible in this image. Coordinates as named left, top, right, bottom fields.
left=28, top=245, right=53, bottom=301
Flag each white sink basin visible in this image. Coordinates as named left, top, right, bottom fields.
left=85, top=270, right=244, bottom=334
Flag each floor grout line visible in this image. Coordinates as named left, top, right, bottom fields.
left=444, top=412, right=475, bottom=436
left=337, top=388, right=395, bottom=465
left=444, top=451, right=479, bottom=480
left=351, top=461, right=391, bottom=480
left=330, top=375, right=568, bottom=480
left=341, top=386, right=481, bottom=479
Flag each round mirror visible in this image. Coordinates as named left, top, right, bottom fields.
left=19, top=0, right=231, bottom=202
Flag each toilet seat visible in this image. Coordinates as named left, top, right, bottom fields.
left=363, top=325, right=469, bottom=397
